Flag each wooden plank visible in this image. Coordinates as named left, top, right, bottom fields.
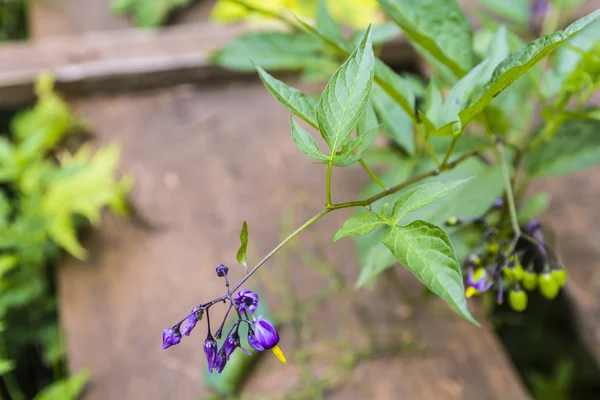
left=58, top=81, right=528, bottom=399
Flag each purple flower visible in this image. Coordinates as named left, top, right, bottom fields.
left=233, top=289, right=259, bottom=314
left=215, top=346, right=227, bottom=374
left=204, top=333, right=218, bottom=373
left=181, top=306, right=202, bottom=336
left=162, top=327, right=181, bottom=349
left=253, top=317, right=279, bottom=350
left=224, top=330, right=251, bottom=360
left=493, top=198, right=504, bottom=209
left=465, top=268, right=494, bottom=298
left=216, top=264, right=229, bottom=277
left=247, top=329, right=264, bottom=352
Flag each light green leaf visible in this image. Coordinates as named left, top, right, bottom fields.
left=382, top=220, right=477, bottom=324
left=423, top=78, right=444, bottom=129
left=518, top=192, right=551, bottom=223
left=316, top=0, right=342, bottom=42
left=391, top=179, right=471, bottom=223
left=477, top=0, right=528, bottom=25
left=377, top=0, right=474, bottom=77
left=442, top=61, right=489, bottom=127
left=478, top=25, right=511, bottom=86
left=290, top=118, right=328, bottom=161
left=317, top=26, right=375, bottom=154
left=34, top=368, right=90, bottom=400
left=333, top=212, right=386, bottom=242
left=351, top=22, right=402, bottom=46
left=461, top=10, right=600, bottom=125
left=525, top=119, right=600, bottom=177
left=111, top=0, right=192, bottom=27
left=372, top=86, right=414, bottom=153
left=333, top=101, right=380, bottom=167
left=0, top=254, right=18, bottom=279
left=256, top=66, right=318, bottom=127
left=0, top=359, right=14, bottom=375
left=236, top=221, right=249, bottom=269
left=209, top=32, right=321, bottom=72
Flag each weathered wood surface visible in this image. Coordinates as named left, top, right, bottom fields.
left=59, top=80, right=528, bottom=399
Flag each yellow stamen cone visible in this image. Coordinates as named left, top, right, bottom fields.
left=272, top=345, right=287, bottom=364
left=465, top=287, right=478, bottom=298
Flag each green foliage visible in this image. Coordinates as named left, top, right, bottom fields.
left=0, top=75, right=130, bottom=397
left=236, top=221, right=249, bottom=269
left=111, top=0, right=192, bottom=27
left=33, top=369, right=90, bottom=400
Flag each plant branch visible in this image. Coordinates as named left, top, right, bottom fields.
left=326, top=161, right=334, bottom=207
left=496, top=140, right=521, bottom=236
left=359, top=159, right=387, bottom=190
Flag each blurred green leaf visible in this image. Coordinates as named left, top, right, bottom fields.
left=525, top=119, right=600, bottom=177
left=316, top=0, right=342, bottom=42
left=317, top=26, right=374, bottom=155
left=378, top=0, right=474, bottom=77
left=372, top=86, right=414, bottom=153
left=111, top=0, right=192, bottom=27
left=351, top=22, right=402, bottom=47
left=477, top=0, right=528, bottom=25
left=33, top=368, right=90, bottom=400
left=518, top=192, right=551, bottom=223
left=0, top=359, right=15, bottom=375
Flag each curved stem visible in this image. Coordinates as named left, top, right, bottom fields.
left=359, top=159, right=387, bottom=190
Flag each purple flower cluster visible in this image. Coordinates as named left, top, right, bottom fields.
left=161, top=264, right=285, bottom=374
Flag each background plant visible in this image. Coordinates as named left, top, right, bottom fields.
left=0, top=75, right=131, bottom=399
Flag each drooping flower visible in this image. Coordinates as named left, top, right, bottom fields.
left=181, top=306, right=202, bottom=336
left=216, top=264, right=229, bottom=277
left=215, top=346, right=227, bottom=374
left=204, top=333, right=218, bottom=373
left=223, top=330, right=250, bottom=360
left=465, top=268, right=494, bottom=298
left=247, top=329, right=264, bottom=352
left=162, top=327, right=182, bottom=349
left=233, top=289, right=259, bottom=314
left=253, top=317, right=279, bottom=349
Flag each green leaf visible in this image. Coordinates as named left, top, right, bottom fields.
left=209, top=32, right=321, bottom=72
left=461, top=10, right=600, bottom=125
left=372, top=86, right=414, bottom=153
left=518, top=192, right=551, bottom=223
left=316, top=0, right=342, bottom=42
left=423, top=78, right=444, bottom=129
left=441, top=61, right=489, bottom=127
left=525, top=119, right=600, bottom=177
left=333, top=212, right=386, bottom=242
left=236, top=221, right=249, bottom=269
left=0, top=254, right=18, bottom=279
left=332, top=101, right=380, bottom=167
left=381, top=220, right=477, bottom=324
left=256, top=66, right=318, bottom=127
left=111, top=0, right=192, bottom=27
left=34, top=368, right=90, bottom=400
left=317, top=26, right=375, bottom=154
left=290, top=118, right=328, bottom=161
left=390, top=179, right=471, bottom=223
left=377, top=0, right=474, bottom=77
left=351, top=22, right=402, bottom=47
left=477, top=0, right=528, bottom=25
left=0, top=359, right=14, bottom=375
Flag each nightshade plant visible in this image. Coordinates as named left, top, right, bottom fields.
left=164, top=0, right=600, bottom=375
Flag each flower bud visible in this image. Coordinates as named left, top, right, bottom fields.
left=509, top=288, right=528, bottom=312
left=522, top=271, right=537, bottom=291
left=253, top=317, right=280, bottom=350
left=215, top=346, right=227, bottom=374
left=181, top=306, right=202, bottom=336
left=551, top=269, right=567, bottom=287
left=203, top=333, right=218, bottom=373
left=216, top=264, right=229, bottom=277
left=162, top=327, right=182, bottom=349
left=493, top=198, right=504, bottom=209
left=486, top=242, right=499, bottom=254
left=539, top=272, right=559, bottom=300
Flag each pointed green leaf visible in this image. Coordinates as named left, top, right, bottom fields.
left=34, top=369, right=90, bottom=400
left=332, top=101, right=380, bottom=167
left=525, top=119, right=600, bottom=177
left=518, top=192, right=551, bottom=223
left=316, top=0, right=342, bottom=42
left=290, top=117, right=328, bottom=161
left=256, top=65, right=318, bottom=127
left=377, top=0, right=474, bottom=77
left=351, top=23, right=402, bottom=47
left=382, top=220, right=477, bottom=324
left=317, top=26, right=375, bottom=154
left=477, top=0, right=528, bottom=25
left=442, top=61, right=489, bottom=127
left=461, top=10, right=600, bottom=125
left=372, top=86, right=414, bottom=153
left=391, top=179, right=471, bottom=223
left=236, top=221, right=249, bottom=269
left=333, top=212, right=386, bottom=242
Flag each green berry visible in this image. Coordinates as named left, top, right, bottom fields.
left=509, top=289, right=528, bottom=312
left=473, top=267, right=487, bottom=282
left=512, top=262, right=524, bottom=281
left=551, top=269, right=567, bottom=287
left=469, top=254, right=482, bottom=266
left=446, top=216, right=458, bottom=226
left=487, top=242, right=499, bottom=254
left=522, top=271, right=537, bottom=291
left=539, top=272, right=560, bottom=300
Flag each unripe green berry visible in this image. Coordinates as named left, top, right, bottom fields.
left=551, top=269, right=567, bottom=287
left=446, top=216, right=459, bottom=226
left=487, top=242, right=499, bottom=254
left=473, top=267, right=487, bottom=282
left=509, top=289, right=528, bottom=312
left=522, top=271, right=537, bottom=291
left=539, top=272, right=560, bottom=300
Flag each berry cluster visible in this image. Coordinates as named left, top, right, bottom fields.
left=161, top=264, right=286, bottom=374
left=446, top=200, right=567, bottom=312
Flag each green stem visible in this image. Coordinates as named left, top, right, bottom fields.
left=359, top=159, right=387, bottom=190
left=441, top=136, right=458, bottom=166
left=326, top=161, right=333, bottom=207
left=496, top=140, right=521, bottom=236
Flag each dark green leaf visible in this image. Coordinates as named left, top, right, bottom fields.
left=372, top=86, right=414, bottom=153
left=461, top=10, right=600, bottom=125
left=210, top=32, right=321, bottom=72
left=256, top=66, right=318, bottom=127
left=382, top=220, right=477, bottom=324
left=33, top=368, right=90, bottom=400
left=333, top=212, right=386, bottom=242
left=290, top=117, right=328, bottom=161
left=377, top=0, right=474, bottom=77
left=525, top=119, right=600, bottom=177
left=236, top=221, right=249, bottom=269
left=317, top=26, right=375, bottom=154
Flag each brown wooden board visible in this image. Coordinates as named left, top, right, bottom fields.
left=58, top=81, right=528, bottom=399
